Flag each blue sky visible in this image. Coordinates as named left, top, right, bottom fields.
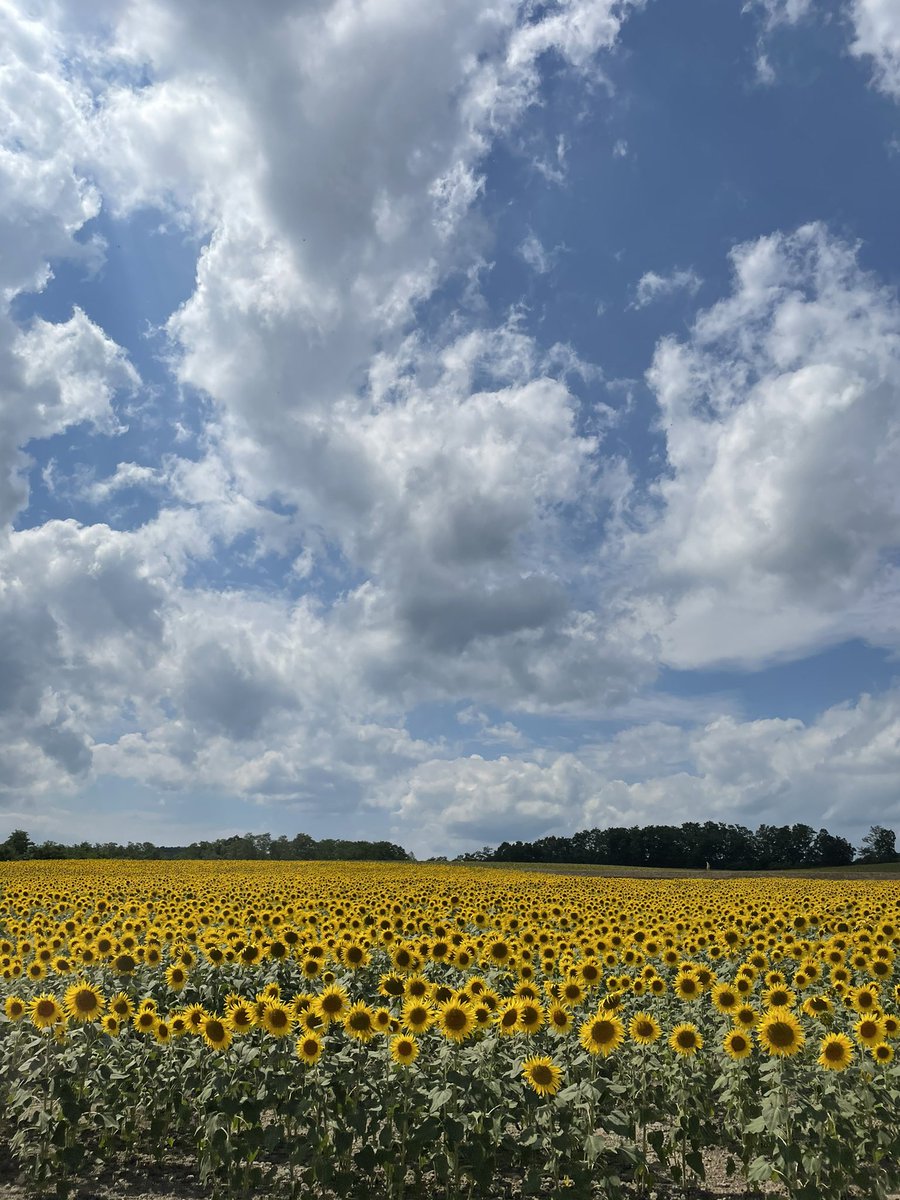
left=1, top=0, right=899, bottom=858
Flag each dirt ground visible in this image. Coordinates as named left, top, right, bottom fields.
left=0, top=1146, right=790, bottom=1200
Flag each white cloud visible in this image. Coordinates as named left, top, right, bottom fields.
left=2, top=3, right=898, bottom=859
left=519, top=231, right=555, bottom=274
left=632, top=267, right=702, bottom=309
left=384, top=689, right=900, bottom=857
left=0, top=5, right=101, bottom=300
left=748, top=0, right=900, bottom=101
left=745, top=0, right=813, bottom=29
left=626, top=223, right=900, bottom=668
left=532, top=133, right=569, bottom=184
left=0, top=0, right=663, bottom=847
left=0, top=308, right=138, bottom=526
left=0, top=7, right=139, bottom=524
left=849, top=0, right=900, bottom=100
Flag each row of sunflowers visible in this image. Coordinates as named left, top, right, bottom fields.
left=1, top=859, right=900, bottom=1198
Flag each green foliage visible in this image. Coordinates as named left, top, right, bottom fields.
left=470, top=819, right=861, bottom=871
left=0, top=829, right=413, bottom=863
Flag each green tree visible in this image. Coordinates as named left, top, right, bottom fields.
left=857, top=825, right=898, bottom=864
left=1, top=829, right=32, bottom=860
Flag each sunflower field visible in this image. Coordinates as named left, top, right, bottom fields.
left=1, top=861, right=900, bottom=1199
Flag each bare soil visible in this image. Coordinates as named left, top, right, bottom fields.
left=0, top=1146, right=790, bottom=1200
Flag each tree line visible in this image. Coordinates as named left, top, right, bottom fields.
left=0, top=829, right=412, bottom=863
left=460, top=821, right=898, bottom=870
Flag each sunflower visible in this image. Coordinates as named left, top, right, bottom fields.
left=855, top=1015, right=887, bottom=1048
left=674, top=974, right=702, bottom=1002
left=579, top=960, right=602, bottom=988
left=4, top=996, right=26, bottom=1022
left=694, top=966, right=715, bottom=989
left=513, top=982, right=541, bottom=1002
left=183, top=1003, right=209, bottom=1033
left=30, top=994, right=65, bottom=1030
left=153, top=1019, right=172, bottom=1045
left=109, top=992, right=134, bottom=1020
left=315, top=984, right=350, bottom=1025
left=733, top=1005, right=759, bottom=1029
left=871, top=1042, right=894, bottom=1064
left=344, top=1002, right=377, bottom=1042
left=165, top=964, right=188, bottom=992
left=110, top=952, right=137, bottom=975
left=522, top=1056, right=563, bottom=1097
left=723, top=1028, right=752, bottom=1060
left=629, top=1012, right=661, bottom=1046
left=516, top=1001, right=544, bottom=1035
left=390, top=1034, right=419, bottom=1066
left=711, top=983, right=740, bottom=1014
left=437, top=1000, right=475, bottom=1043
left=762, top=986, right=796, bottom=1010
left=261, top=1001, right=294, bottom=1038
left=547, top=1004, right=574, bottom=1036
left=387, top=944, right=413, bottom=972
left=560, top=979, right=585, bottom=1007
left=802, top=995, right=833, bottom=1020
left=300, top=1007, right=326, bottom=1033
left=757, top=1008, right=804, bottom=1058
left=406, top=975, right=431, bottom=1000
left=466, top=1002, right=490, bottom=1029
left=579, top=1014, right=624, bottom=1057
left=63, top=981, right=105, bottom=1024
left=379, top=972, right=406, bottom=999
left=133, top=1008, right=157, bottom=1035
left=343, top=942, right=369, bottom=970
left=373, top=1007, right=393, bottom=1034
left=226, top=1000, right=256, bottom=1034
left=850, top=985, right=880, bottom=1014
left=485, top=939, right=512, bottom=966
left=296, top=1033, right=323, bottom=1066
left=669, top=1023, right=703, bottom=1056
left=818, top=1032, right=854, bottom=1071
left=401, top=999, right=434, bottom=1034
left=101, top=1014, right=121, bottom=1037
left=201, top=1015, right=232, bottom=1052
left=497, top=1000, right=523, bottom=1037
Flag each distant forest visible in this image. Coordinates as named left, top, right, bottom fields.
left=0, top=829, right=411, bottom=863
left=2, top=821, right=897, bottom=870
left=460, top=821, right=898, bottom=870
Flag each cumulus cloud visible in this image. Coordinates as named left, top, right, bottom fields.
left=2, top=2, right=899, bottom=858
left=386, top=689, right=900, bottom=857
left=626, top=223, right=900, bottom=668
left=0, top=0, right=668, bottom=850
left=748, top=0, right=900, bottom=101
left=849, top=0, right=900, bottom=100
left=0, top=309, right=138, bottom=524
left=0, top=8, right=139, bottom=524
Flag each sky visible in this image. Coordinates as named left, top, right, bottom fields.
left=1, top=0, right=900, bottom=860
